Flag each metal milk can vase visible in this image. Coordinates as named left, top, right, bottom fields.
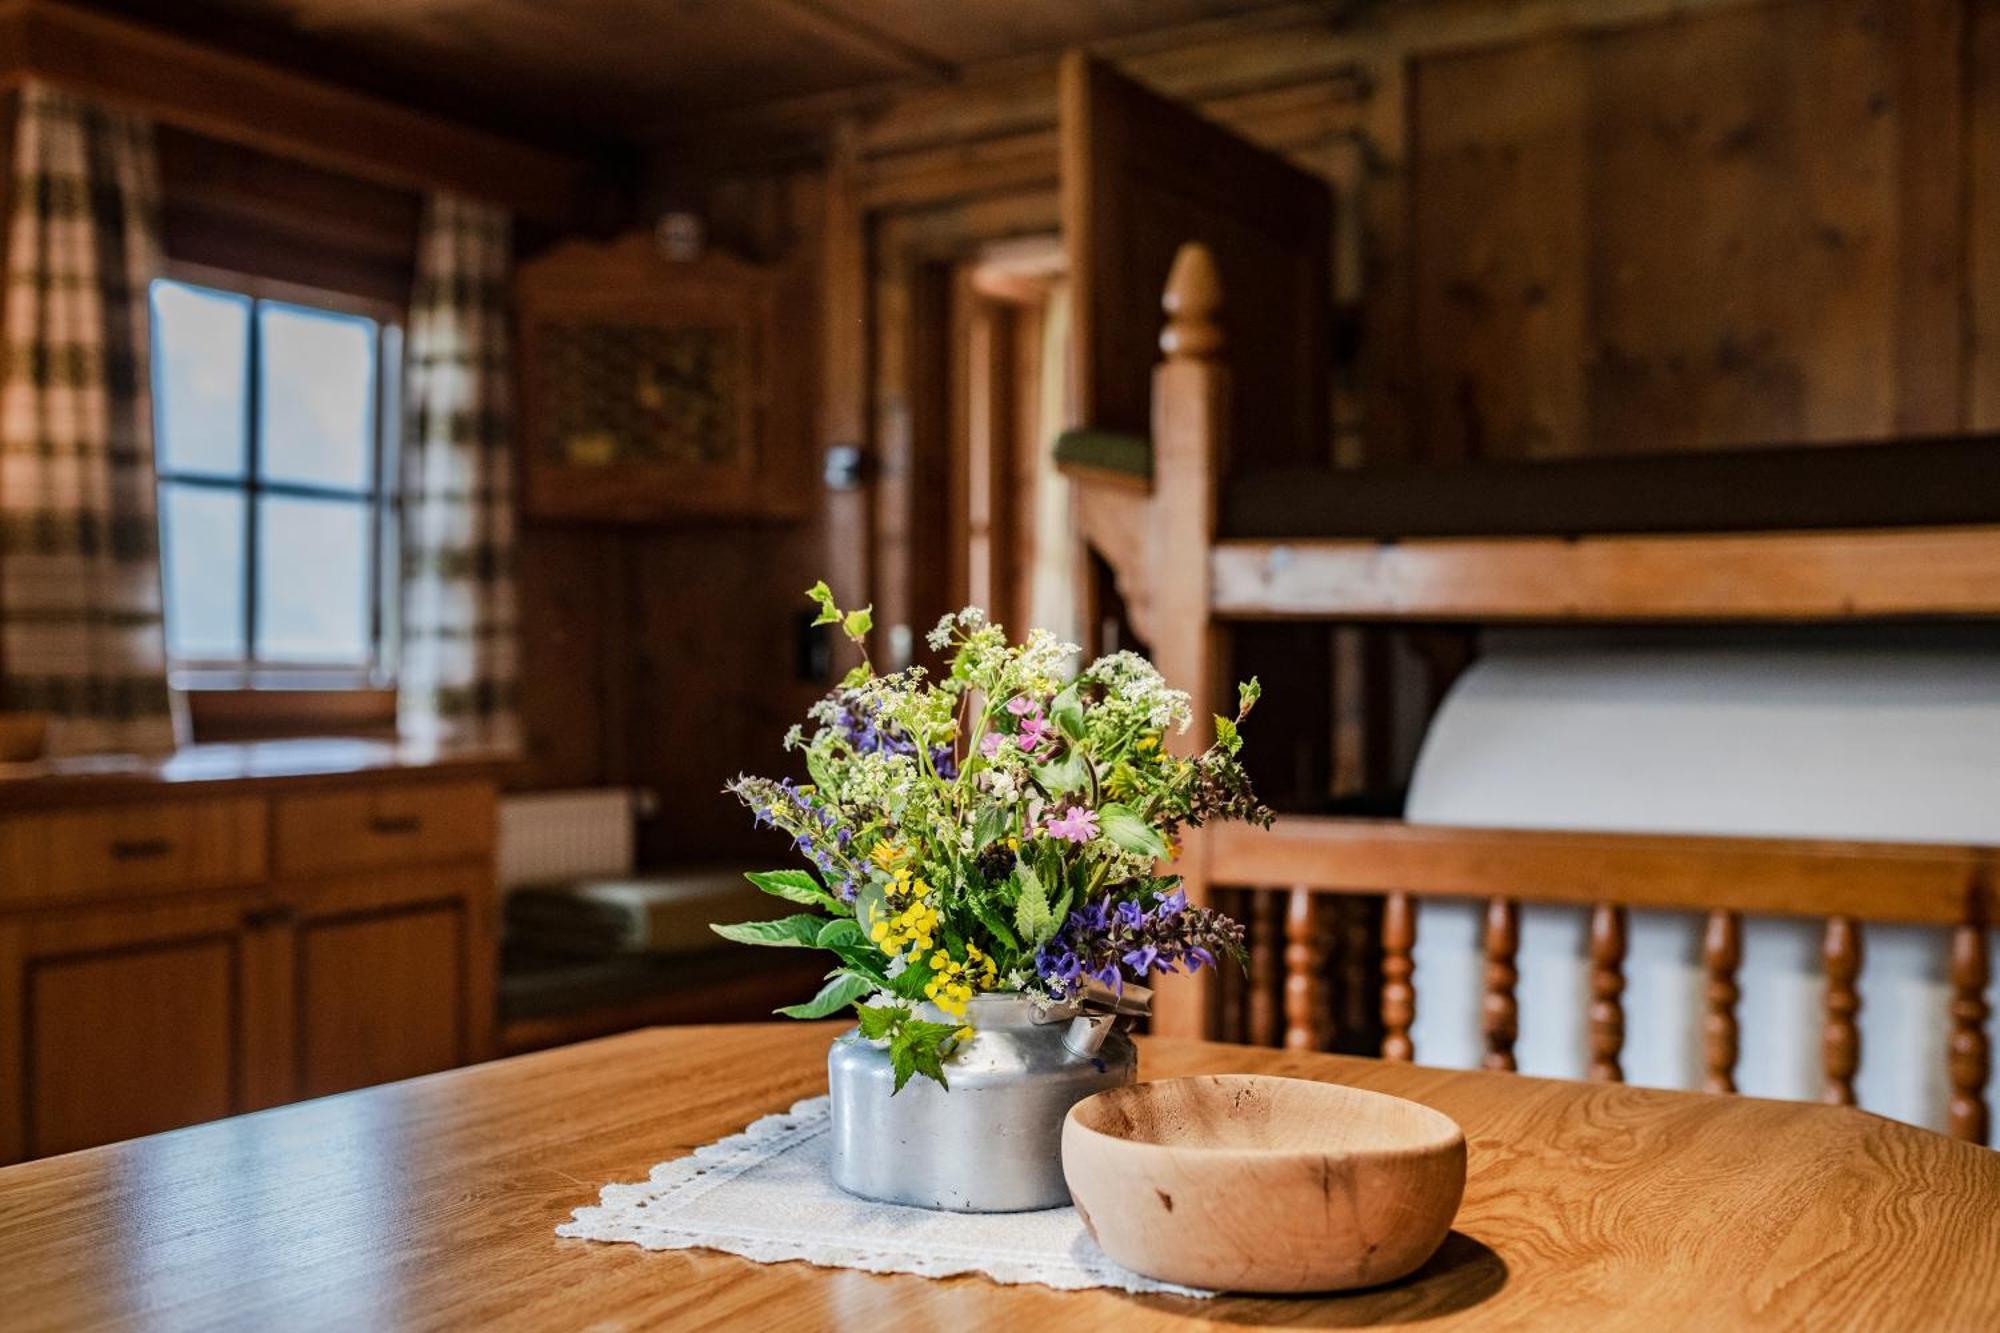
left=827, top=990, right=1137, bottom=1212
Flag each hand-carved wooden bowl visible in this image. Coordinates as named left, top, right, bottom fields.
left=1062, top=1074, right=1466, bottom=1293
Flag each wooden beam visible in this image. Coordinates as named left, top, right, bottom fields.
left=1211, top=527, right=2000, bottom=622
left=0, top=0, right=584, bottom=224
left=1206, top=817, right=1997, bottom=928
left=760, top=0, right=958, bottom=84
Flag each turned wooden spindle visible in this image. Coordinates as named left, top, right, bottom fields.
left=1481, top=897, right=1520, bottom=1072
left=1821, top=915, right=1862, bottom=1107
left=1946, top=912, right=1989, bottom=1144
left=1283, top=888, right=1321, bottom=1050
left=1587, top=903, right=1627, bottom=1083
left=1382, top=891, right=1416, bottom=1062
left=1248, top=890, right=1279, bottom=1047
left=1701, top=909, right=1742, bottom=1095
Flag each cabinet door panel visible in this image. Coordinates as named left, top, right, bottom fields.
left=30, top=937, right=238, bottom=1157
left=296, top=906, right=463, bottom=1099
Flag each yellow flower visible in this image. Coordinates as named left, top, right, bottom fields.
left=870, top=840, right=904, bottom=871
left=1137, top=735, right=1160, bottom=752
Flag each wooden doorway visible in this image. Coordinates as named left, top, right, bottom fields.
left=948, top=235, right=1068, bottom=641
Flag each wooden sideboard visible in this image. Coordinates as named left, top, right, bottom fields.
left=0, top=741, right=507, bottom=1163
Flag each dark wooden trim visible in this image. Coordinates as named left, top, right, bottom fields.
left=0, top=0, right=584, bottom=223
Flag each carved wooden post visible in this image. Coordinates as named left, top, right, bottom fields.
left=1947, top=908, right=1991, bottom=1145
left=1146, top=242, right=1227, bottom=1040
left=1822, top=916, right=1862, bottom=1106
left=1701, top=909, right=1742, bottom=1095
left=1382, top=891, right=1416, bottom=1062
left=1588, top=903, right=1627, bottom=1083
left=1284, top=888, right=1321, bottom=1050
left=1481, top=898, right=1519, bottom=1072
left=1247, top=890, right=1279, bottom=1047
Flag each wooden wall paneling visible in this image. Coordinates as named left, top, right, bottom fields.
left=1592, top=0, right=1901, bottom=453
left=1891, top=0, right=1969, bottom=434
left=156, top=126, right=420, bottom=307
left=1411, top=31, right=1588, bottom=461
left=1061, top=52, right=1333, bottom=470
left=513, top=527, right=623, bottom=790
left=1968, top=0, right=2000, bottom=429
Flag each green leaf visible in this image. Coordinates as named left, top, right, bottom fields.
left=970, top=897, right=1021, bottom=955
left=746, top=869, right=845, bottom=913
left=854, top=1001, right=905, bottom=1040
left=1032, top=748, right=1088, bottom=796
left=1013, top=865, right=1058, bottom=947
left=710, top=914, right=826, bottom=949
left=1237, top=676, right=1262, bottom=720
left=807, top=580, right=841, bottom=627
left=817, top=917, right=889, bottom=983
left=843, top=606, right=874, bottom=640
left=1213, top=714, right=1242, bottom=757
left=889, top=952, right=940, bottom=1002
left=776, top=972, right=874, bottom=1019
left=1050, top=681, right=1086, bottom=741
left=1098, top=801, right=1169, bottom=860
left=972, top=803, right=1011, bottom=852
left=889, top=1018, right=960, bottom=1093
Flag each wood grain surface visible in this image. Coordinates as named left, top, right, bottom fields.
left=2, top=1023, right=1996, bottom=1331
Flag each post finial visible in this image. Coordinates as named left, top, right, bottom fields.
left=1160, top=241, right=1223, bottom=361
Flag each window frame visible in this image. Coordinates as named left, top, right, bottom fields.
left=151, top=262, right=406, bottom=697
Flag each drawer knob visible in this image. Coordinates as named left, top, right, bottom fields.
left=369, top=814, right=424, bottom=835
left=109, top=837, right=175, bottom=861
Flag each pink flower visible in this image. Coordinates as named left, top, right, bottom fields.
left=1006, top=694, right=1041, bottom=718
left=1044, top=806, right=1099, bottom=844
left=1017, top=715, right=1053, bottom=753
left=979, top=731, right=1008, bottom=759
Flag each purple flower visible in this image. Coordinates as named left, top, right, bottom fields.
left=1033, top=885, right=1245, bottom=999
left=1044, top=806, right=1099, bottom=844
left=979, top=731, right=1008, bottom=758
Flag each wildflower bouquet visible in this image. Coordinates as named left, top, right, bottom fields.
left=717, top=583, right=1272, bottom=1091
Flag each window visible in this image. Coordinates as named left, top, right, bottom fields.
left=150, top=273, right=402, bottom=688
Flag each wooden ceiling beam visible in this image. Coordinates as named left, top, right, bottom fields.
left=0, top=0, right=586, bottom=224
left=759, top=0, right=958, bottom=84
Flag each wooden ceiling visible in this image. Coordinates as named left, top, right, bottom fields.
left=70, top=0, right=1334, bottom=146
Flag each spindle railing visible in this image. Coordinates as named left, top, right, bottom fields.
left=1201, top=820, right=1996, bottom=1146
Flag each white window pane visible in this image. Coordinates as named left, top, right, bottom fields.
left=160, top=483, right=246, bottom=661
left=255, top=496, right=371, bottom=664
left=258, top=302, right=377, bottom=491
left=151, top=281, right=249, bottom=478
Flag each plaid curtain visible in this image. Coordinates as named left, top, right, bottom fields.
left=0, top=83, right=180, bottom=755
left=400, top=193, right=518, bottom=749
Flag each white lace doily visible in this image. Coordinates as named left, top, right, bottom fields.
left=556, top=1095, right=1212, bottom=1298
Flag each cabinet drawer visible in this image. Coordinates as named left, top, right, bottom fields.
left=0, top=798, right=268, bottom=906
left=273, top=781, right=493, bottom=877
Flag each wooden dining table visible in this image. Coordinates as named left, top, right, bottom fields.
left=3, top=1023, right=1996, bottom=1330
